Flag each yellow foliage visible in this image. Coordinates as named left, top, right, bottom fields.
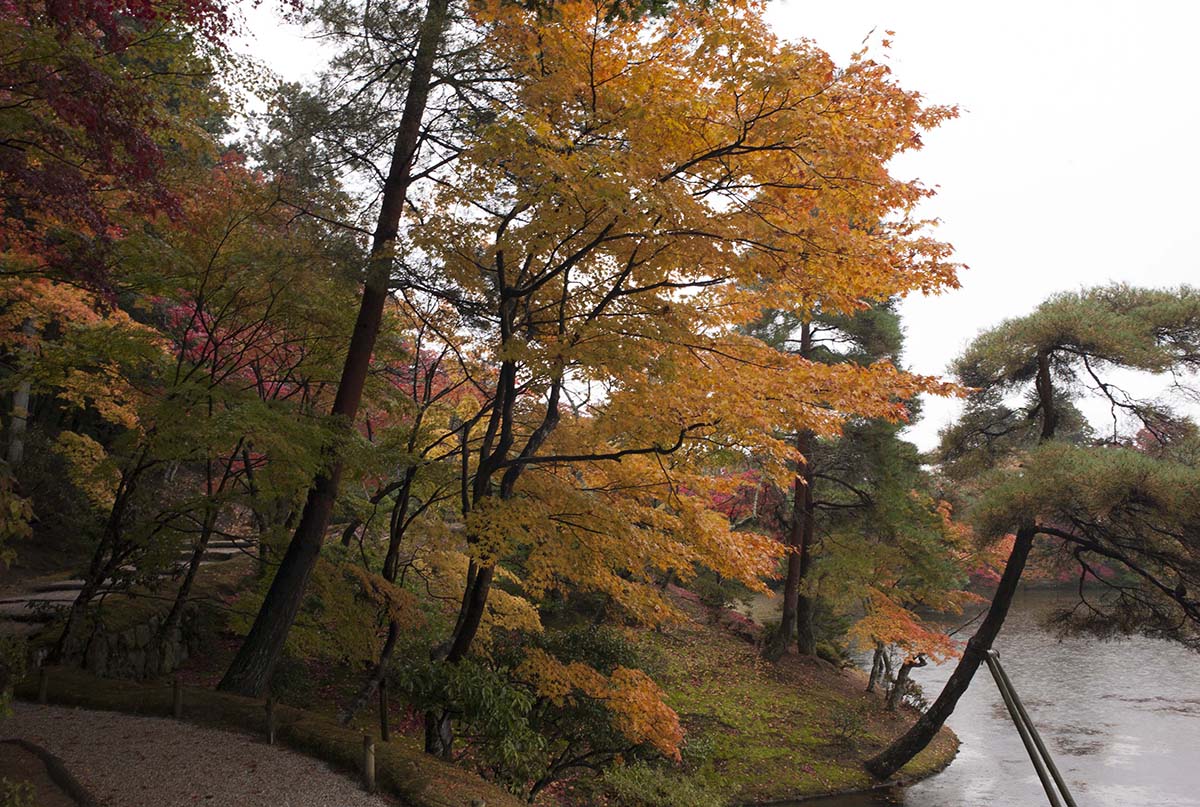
left=517, top=648, right=683, bottom=760
left=53, top=431, right=117, bottom=510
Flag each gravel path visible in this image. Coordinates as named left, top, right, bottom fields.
left=1, top=703, right=396, bottom=807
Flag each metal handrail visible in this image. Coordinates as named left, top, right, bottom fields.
left=984, top=649, right=1079, bottom=807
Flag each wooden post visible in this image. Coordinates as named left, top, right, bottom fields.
left=172, top=674, right=183, bottom=719
left=265, top=697, right=276, bottom=745
left=378, top=680, right=390, bottom=742
left=361, top=734, right=376, bottom=793
left=37, top=667, right=49, bottom=704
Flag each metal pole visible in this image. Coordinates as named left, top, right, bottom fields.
left=985, top=650, right=1076, bottom=807
left=988, top=650, right=1078, bottom=807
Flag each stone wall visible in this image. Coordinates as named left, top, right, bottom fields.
left=59, top=608, right=203, bottom=680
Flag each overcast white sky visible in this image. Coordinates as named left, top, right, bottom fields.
left=239, top=1, right=1200, bottom=450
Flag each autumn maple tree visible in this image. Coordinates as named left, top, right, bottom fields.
left=1, top=0, right=231, bottom=286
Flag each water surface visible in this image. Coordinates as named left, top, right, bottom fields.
left=792, top=589, right=1200, bottom=806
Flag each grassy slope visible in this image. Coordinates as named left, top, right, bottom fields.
left=644, top=594, right=958, bottom=804
left=8, top=545, right=955, bottom=806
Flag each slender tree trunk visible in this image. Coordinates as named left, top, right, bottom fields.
left=341, top=470, right=419, bottom=723
left=240, top=444, right=268, bottom=535
left=340, top=619, right=400, bottom=724
left=867, top=642, right=885, bottom=692
left=865, top=524, right=1036, bottom=777
left=6, top=380, right=31, bottom=466
left=217, top=0, right=451, bottom=697
left=159, top=506, right=217, bottom=642
left=867, top=347, right=1060, bottom=779
left=421, top=562, right=494, bottom=755
left=446, top=564, right=495, bottom=663
left=49, top=460, right=143, bottom=662
left=6, top=319, right=34, bottom=466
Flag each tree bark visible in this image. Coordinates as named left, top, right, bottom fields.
left=886, top=655, right=925, bottom=711
left=159, top=506, right=217, bottom=643
left=766, top=321, right=816, bottom=660
left=6, top=319, right=35, bottom=466
left=340, top=620, right=400, bottom=724
left=866, top=346, right=1061, bottom=779
left=217, top=0, right=451, bottom=697
left=867, top=643, right=885, bottom=692
left=865, top=524, right=1036, bottom=778
left=49, top=458, right=144, bottom=662
left=794, top=511, right=817, bottom=656
left=765, top=431, right=809, bottom=660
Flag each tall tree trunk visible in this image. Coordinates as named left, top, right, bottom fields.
left=765, top=432, right=808, bottom=660
left=866, top=347, right=1060, bottom=779
left=866, top=524, right=1035, bottom=777
left=794, top=493, right=817, bottom=656
left=6, top=319, right=34, bottom=466
left=766, top=321, right=815, bottom=660
left=217, top=0, right=451, bottom=697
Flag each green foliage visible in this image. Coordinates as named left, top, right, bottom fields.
left=941, top=283, right=1200, bottom=648
left=0, top=637, right=25, bottom=714
left=0, top=779, right=34, bottom=807
left=826, top=701, right=869, bottom=747
left=954, top=285, right=1200, bottom=391
left=691, top=570, right=752, bottom=611
left=395, top=655, right=544, bottom=778
left=394, top=626, right=673, bottom=798
left=601, top=762, right=728, bottom=807
left=0, top=464, right=31, bottom=568
left=9, top=432, right=100, bottom=551
left=815, top=641, right=851, bottom=669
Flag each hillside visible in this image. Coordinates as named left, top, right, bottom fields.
left=646, top=589, right=958, bottom=803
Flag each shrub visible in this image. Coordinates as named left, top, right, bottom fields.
left=691, top=570, right=752, bottom=611
left=827, top=701, right=868, bottom=747
left=0, top=778, right=34, bottom=807
left=601, top=762, right=727, bottom=807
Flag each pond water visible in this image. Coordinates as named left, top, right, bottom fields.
left=791, top=588, right=1200, bottom=807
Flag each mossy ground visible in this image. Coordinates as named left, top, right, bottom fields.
left=9, top=552, right=955, bottom=806
left=644, top=594, right=958, bottom=804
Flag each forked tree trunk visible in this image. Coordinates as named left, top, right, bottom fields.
left=886, top=655, right=926, bottom=711
left=867, top=643, right=885, bottom=692
left=217, top=0, right=451, bottom=697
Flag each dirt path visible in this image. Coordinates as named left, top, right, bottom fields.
left=0, top=703, right=395, bottom=807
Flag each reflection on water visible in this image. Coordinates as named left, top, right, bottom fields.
left=791, top=589, right=1200, bottom=807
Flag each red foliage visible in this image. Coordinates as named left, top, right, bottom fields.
left=1, top=0, right=232, bottom=286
